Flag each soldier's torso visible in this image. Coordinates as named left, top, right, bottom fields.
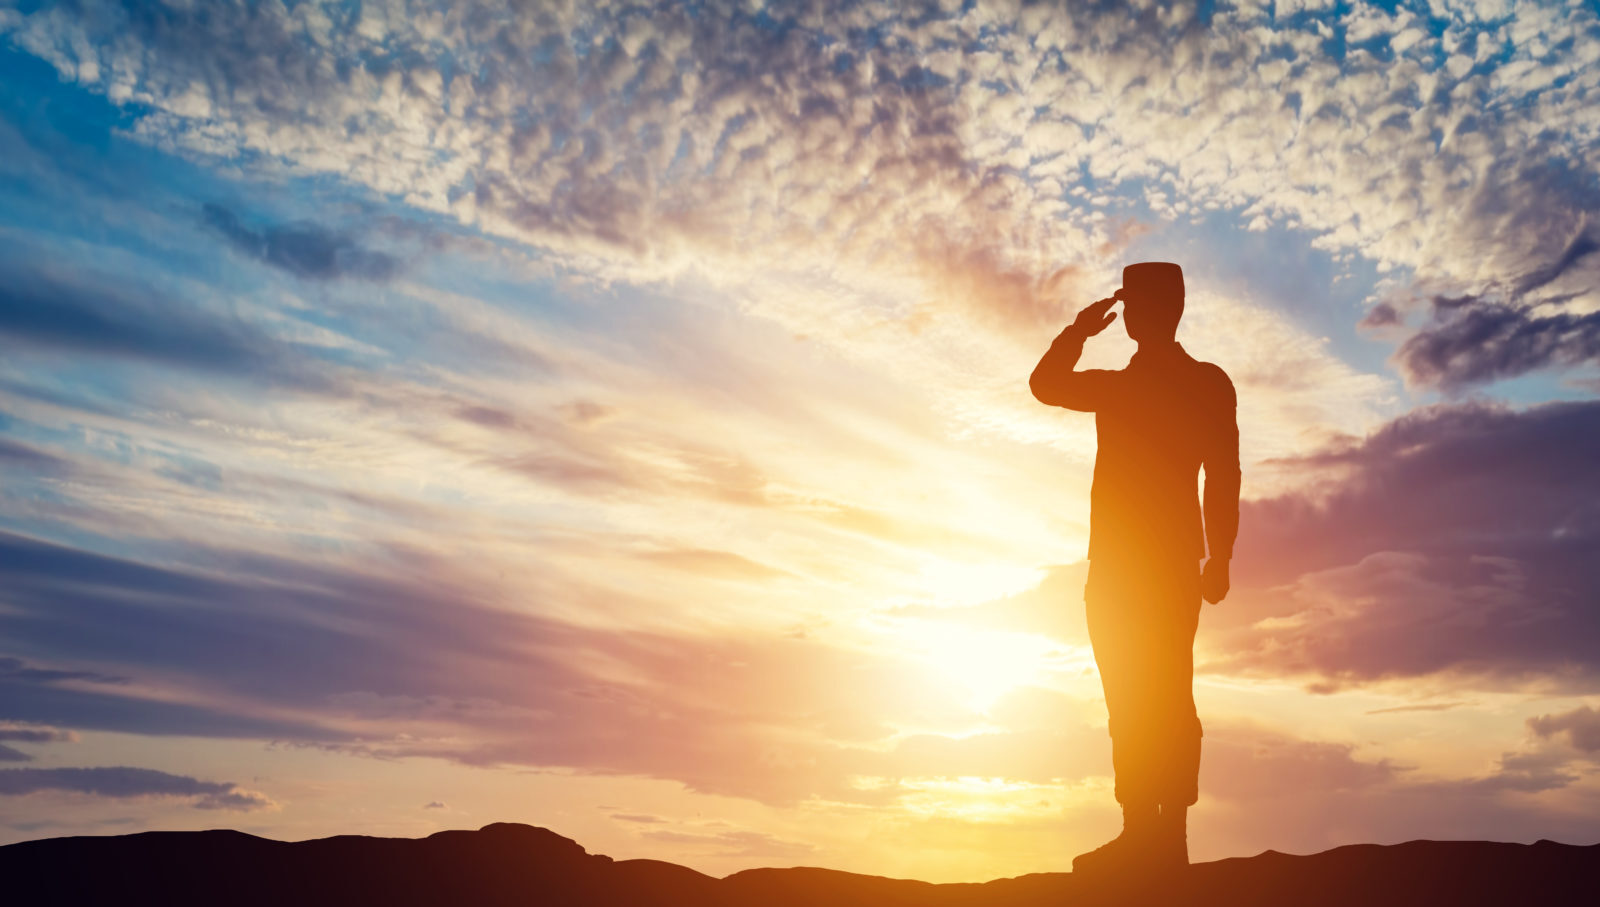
left=1089, top=345, right=1224, bottom=562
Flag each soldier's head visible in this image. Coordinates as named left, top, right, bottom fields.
left=1113, top=261, right=1184, bottom=343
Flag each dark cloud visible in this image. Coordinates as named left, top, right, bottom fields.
left=1458, top=751, right=1580, bottom=794
left=1390, top=212, right=1600, bottom=391
left=0, top=724, right=76, bottom=744
left=1357, top=301, right=1401, bottom=331
left=0, top=258, right=337, bottom=390
left=454, top=404, right=518, bottom=428
left=0, top=724, right=75, bottom=764
left=1528, top=706, right=1600, bottom=753
left=0, top=656, right=126, bottom=686
left=1394, top=296, right=1600, bottom=391
left=1213, top=400, right=1600, bottom=692
left=201, top=204, right=401, bottom=282
left=0, top=766, right=273, bottom=810
left=0, top=677, right=342, bottom=742
left=1240, top=400, right=1600, bottom=578
left=1514, top=228, right=1600, bottom=297
left=423, top=800, right=447, bottom=809
left=1380, top=143, right=1600, bottom=390
left=0, top=438, right=70, bottom=473
left=0, top=529, right=498, bottom=742
left=0, top=528, right=548, bottom=713
left=1208, top=551, right=1593, bottom=691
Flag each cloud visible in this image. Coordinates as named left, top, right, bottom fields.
left=1240, top=398, right=1600, bottom=570
left=0, top=527, right=546, bottom=731
left=0, top=656, right=126, bottom=686
left=0, top=438, right=70, bottom=473
left=0, top=723, right=76, bottom=764
left=1528, top=706, right=1600, bottom=754
left=201, top=203, right=401, bottom=282
left=0, top=766, right=274, bottom=810
left=9, top=0, right=1597, bottom=390
left=1144, top=718, right=1592, bottom=853
left=1357, top=301, right=1403, bottom=331
left=423, top=800, right=447, bottom=809
left=1200, top=741, right=1600, bottom=857
left=1200, top=723, right=1397, bottom=802
left=1364, top=702, right=1468, bottom=715
left=0, top=723, right=77, bottom=744
left=1211, top=399, right=1600, bottom=691
left=1209, top=551, right=1569, bottom=690
left=1515, top=226, right=1600, bottom=298
left=1457, top=750, right=1580, bottom=795
left=634, top=548, right=790, bottom=581
left=0, top=256, right=337, bottom=390
left=0, top=670, right=351, bottom=743
left=0, top=527, right=1004, bottom=806
left=1395, top=296, right=1600, bottom=391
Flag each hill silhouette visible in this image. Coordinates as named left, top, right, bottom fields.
left=3, top=821, right=1595, bottom=906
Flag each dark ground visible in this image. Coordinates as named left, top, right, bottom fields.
left=3, top=821, right=1596, bottom=906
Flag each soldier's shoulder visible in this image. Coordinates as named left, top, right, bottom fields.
left=1190, top=358, right=1232, bottom=381
left=1192, top=359, right=1236, bottom=396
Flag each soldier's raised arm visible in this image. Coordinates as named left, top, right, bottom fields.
left=1030, top=297, right=1121, bottom=412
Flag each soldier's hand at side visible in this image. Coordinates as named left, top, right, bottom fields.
left=1201, top=558, right=1230, bottom=604
left=1067, top=297, right=1119, bottom=338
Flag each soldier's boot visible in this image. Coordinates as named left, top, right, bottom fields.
left=1153, top=803, right=1189, bottom=872
left=1072, top=802, right=1157, bottom=876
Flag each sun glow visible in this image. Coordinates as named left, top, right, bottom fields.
left=892, top=620, right=1061, bottom=712
left=898, top=776, right=1064, bottom=821
left=915, top=561, right=1047, bottom=607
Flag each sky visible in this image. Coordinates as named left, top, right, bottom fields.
left=1, top=0, right=1599, bottom=883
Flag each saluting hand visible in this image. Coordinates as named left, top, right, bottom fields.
left=1068, top=296, right=1119, bottom=338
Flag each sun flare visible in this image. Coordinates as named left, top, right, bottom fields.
left=914, top=561, right=1048, bottom=608
left=891, top=620, right=1061, bottom=713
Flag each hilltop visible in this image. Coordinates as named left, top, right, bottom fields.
left=3, top=821, right=1595, bottom=905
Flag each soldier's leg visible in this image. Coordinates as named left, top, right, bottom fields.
left=1084, top=561, right=1162, bottom=808
left=1077, top=560, right=1163, bottom=874
left=1150, top=562, right=1203, bottom=808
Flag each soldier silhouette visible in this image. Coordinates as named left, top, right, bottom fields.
left=1030, top=262, right=1240, bottom=874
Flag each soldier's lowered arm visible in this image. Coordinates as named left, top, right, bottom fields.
left=1201, top=369, right=1241, bottom=603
